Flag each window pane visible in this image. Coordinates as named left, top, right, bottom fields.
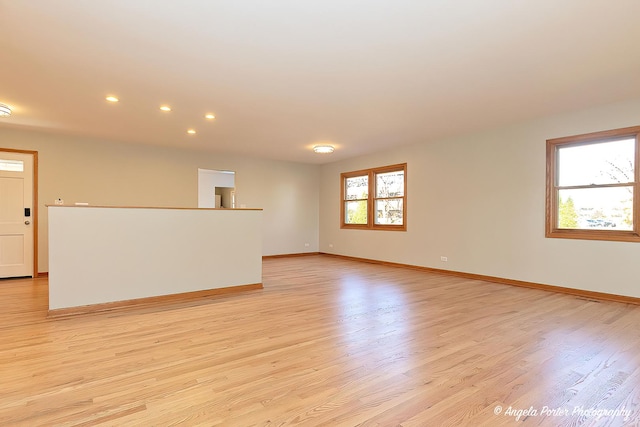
left=558, top=138, right=635, bottom=186
left=558, top=187, right=633, bottom=230
left=376, top=170, right=404, bottom=197
left=0, top=159, right=24, bottom=172
left=375, top=198, right=403, bottom=225
left=345, top=201, right=367, bottom=224
left=345, top=175, right=368, bottom=200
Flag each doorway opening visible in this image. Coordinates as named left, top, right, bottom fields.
left=197, top=169, right=236, bottom=208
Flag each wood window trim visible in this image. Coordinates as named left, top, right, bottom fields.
left=545, top=126, right=640, bottom=242
left=340, top=163, right=407, bottom=231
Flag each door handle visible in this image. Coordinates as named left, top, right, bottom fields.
left=25, top=220, right=30, bottom=225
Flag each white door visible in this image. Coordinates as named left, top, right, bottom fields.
left=0, top=151, right=34, bottom=278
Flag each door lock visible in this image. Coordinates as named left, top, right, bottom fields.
left=25, top=220, right=30, bottom=225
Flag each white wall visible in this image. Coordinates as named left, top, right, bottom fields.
left=49, top=206, right=262, bottom=309
left=0, top=128, right=320, bottom=272
left=319, top=98, right=640, bottom=298
left=6, top=97, right=640, bottom=297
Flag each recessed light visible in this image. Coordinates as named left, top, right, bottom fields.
left=105, top=96, right=119, bottom=103
left=0, top=103, right=11, bottom=117
left=160, top=105, right=171, bottom=112
left=205, top=114, right=215, bottom=120
left=187, top=129, right=196, bottom=135
left=313, top=145, right=335, bottom=154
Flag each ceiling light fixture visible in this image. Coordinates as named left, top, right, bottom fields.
left=187, top=129, right=196, bottom=135
left=0, top=103, right=11, bottom=117
left=205, top=114, right=215, bottom=120
left=105, top=96, right=119, bottom=103
left=313, top=145, right=335, bottom=154
left=160, top=105, right=171, bottom=112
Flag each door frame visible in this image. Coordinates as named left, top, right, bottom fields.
left=0, top=148, right=39, bottom=278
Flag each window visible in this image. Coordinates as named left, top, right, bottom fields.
left=546, top=126, right=640, bottom=242
left=341, top=163, right=406, bottom=231
left=0, top=159, right=24, bottom=172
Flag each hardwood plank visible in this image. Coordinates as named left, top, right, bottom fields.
left=47, top=283, right=263, bottom=318
left=1, top=255, right=640, bottom=425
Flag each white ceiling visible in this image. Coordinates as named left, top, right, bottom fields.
left=1, top=1, right=640, bottom=164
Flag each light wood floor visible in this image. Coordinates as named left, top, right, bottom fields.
left=1, top=255, right=640, bottom=426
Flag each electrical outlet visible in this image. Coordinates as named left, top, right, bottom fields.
left=440, top=256, right=448, bottom=262
left=329, top=244, right=334, bottom=248
left=304, top=243, right=310, bottom=247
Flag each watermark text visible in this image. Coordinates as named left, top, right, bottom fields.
left=493, top=405, right=632, bottom=422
